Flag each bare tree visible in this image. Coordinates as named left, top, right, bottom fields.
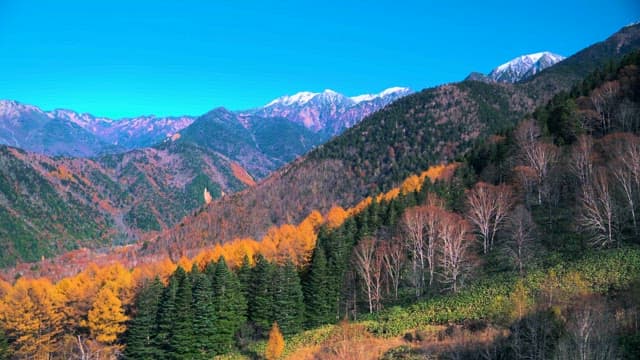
left=578, top=168, right=617, bottom=247
left=556, top=299, right=619, bottom=360
left=438, top=213, right=473, bottom=293
left=504, top=205, right=536, bottom=275
left=515, top=121, right=560, bottom=205
left=353, top=237, right=384, bottom=313
left=569, top=135, right=596, bottom=194
left=609, top=134, right=640, bottom=235
left=590, top=81, right=620, bottom=134
left=466, top=182, right=514, bottom=254
left=380, top=238, right=405, bottom=300
left=402, top=207, right=428, bottom=297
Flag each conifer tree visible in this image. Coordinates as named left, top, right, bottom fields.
left=212, top=257, right=247, bottom=354
left=303, top=248, right=332, bottom=328
left=155, top=269, right=184, bottom=357
left=191, top=271, right=217, bottom=358
left=237, top=255, right=252, bottom=299
left=124, top=277, right=163, bottom=360
left=273, top=261, right=305, bottom=335
left=169, top=266, right=196, bottom=358
left=249, top=255, right=276, bottom=334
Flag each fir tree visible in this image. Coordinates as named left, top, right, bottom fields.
left=154, top=271, right=179, bottom=358
left=124, top=277, right=163, bottom=360
left=191, top=271, right=217, bottom=359
left=273, top=261, right=305, bottom=335
left=168, top=266, right=196, bottom=359
left=303, top=248, right=332, bottom=328
left=248, top=255, right=276, bottom=335
left=212, top=257, right=247, bottom=354
left=237, top=255, right=252, bottom=299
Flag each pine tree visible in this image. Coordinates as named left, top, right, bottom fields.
left=303, top=248, right=332, bottom=328
left=124, top=277, right=163, bottom=360
left=265, top=322, right=285, bottom=360
left=212, top=257, right=247, bottom=354
left=273, top=261, right=305, bottom=335
left=168, top=266, right=196, bottom=359
left=191, top=271, right=217, bottom=358
left=248, top=255, right=275, bottom=335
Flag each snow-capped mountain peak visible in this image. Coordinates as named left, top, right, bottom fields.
left=489, top=51, right=565, bottom=83
left=0, top=99, right=43, bottom=117
left=265, top=91, right=319, bottom=107
left=350, top=87, right=412, bottom=104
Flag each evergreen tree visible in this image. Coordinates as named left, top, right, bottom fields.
left=273, top=261, right=305, bottom=335
left=204, top=260, right=218, bottom=290
left=237, top=255, right=252, bottom=299
left=124, top=277, right=163, bottom=360
left=248, top=255, right=275, bottom=335
left=191, top=271, right=217, bottom=359
left=212, top=257, right=247, bottom=354
left=303, top=248, right=332, bottom=328
left=168, top=266, right=196, bottom=359
left=154, top=271, right=179, bottom=358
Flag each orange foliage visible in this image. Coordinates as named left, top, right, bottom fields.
left=231, top=162, right=257, bottom=187
left=326, top=206, right=349, bottom=228
left=50, top=164, right=76, bottom=183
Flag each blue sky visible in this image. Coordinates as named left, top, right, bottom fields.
left=0, top=1, right=638, bottom=118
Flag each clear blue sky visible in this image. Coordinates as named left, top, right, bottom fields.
left=0, top=0, right=638, bottom=118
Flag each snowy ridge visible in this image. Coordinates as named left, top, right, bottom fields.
left=489, top=51, right=565, bottom=83
left=265, top=87, right=411, bottom=107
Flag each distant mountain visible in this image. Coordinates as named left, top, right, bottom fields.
left=0, top=100, right=195, bottom=157
left=466, top=52, right=565, bottom=84
left=489, top=52, right=565, bottom=83
left=0, top=86, right=410, bottom=158
left=246, top=87, right=412, bottom=135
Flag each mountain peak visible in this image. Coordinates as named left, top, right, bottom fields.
left=488, top=51, right=565, bottom=83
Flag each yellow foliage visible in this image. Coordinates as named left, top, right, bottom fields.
left=509, top=280, right=531, bottom=321
left=400, top=175, right=422, bottom=194
left=88, top=287, right=128, bottom=345
left=326, top=205, right=348, bottom=229
left=0, top=278, right=64, bottom=358
left=265, top=322, right=285, bottom=360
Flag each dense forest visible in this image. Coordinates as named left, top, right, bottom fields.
left=1, top=51, right=639, bottom=359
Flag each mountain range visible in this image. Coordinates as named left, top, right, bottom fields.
left=0, top=87, right=410, bottom=158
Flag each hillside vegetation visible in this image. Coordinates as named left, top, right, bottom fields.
left=1, top=49, right=639, bottom=358
left=148, top=24, right=640, bottom=259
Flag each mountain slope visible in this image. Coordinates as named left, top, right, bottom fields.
left=148, top=23, right=640, bottom=256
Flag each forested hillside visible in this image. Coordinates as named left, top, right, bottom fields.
left=148, top=24, right=640, bottom=259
